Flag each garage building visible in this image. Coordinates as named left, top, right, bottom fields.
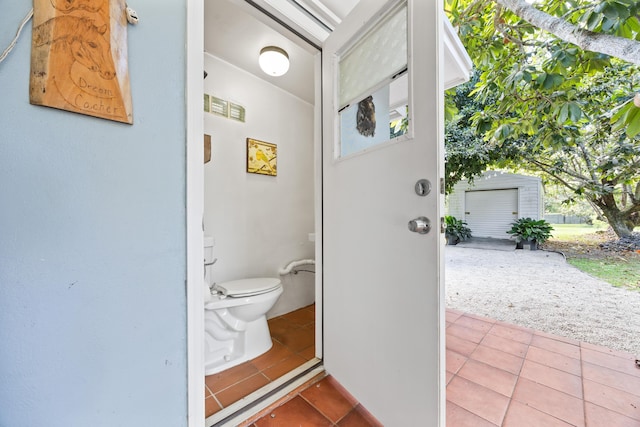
left=447, top=172, right=544, bottom=239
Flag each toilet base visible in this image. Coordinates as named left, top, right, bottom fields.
left=204, top=315, right=274, bottom=376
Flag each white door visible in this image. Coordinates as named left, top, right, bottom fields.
left=465, top=189, right=518, bottom=239
left=322, top=0, right=444, bottom=425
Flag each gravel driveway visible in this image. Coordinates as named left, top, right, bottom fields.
left=445, top=245, right=640, bottom=356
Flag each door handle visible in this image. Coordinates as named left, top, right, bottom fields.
left=408, top=217, right=431, bottom=234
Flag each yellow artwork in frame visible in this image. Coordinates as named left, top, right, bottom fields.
left=247, top=138, right=277, bottom=176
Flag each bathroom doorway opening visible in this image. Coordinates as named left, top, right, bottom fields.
left=201, top=0, right=323, bottom=423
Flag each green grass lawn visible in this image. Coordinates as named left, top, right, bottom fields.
left=549, top=222, right=608, bottom=240
left=546, top=222, right=640, bottom=290
left=568, top=258, right=640, bottom=290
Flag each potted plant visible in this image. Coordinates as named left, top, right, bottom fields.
left=506, top=217, right=553, bottom=250
left=444, top=215, right=472, bottom=245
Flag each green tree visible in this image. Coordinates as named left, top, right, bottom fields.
left=445, top=74, right=516, bottom=193
left=447, top=0, right=640, bottom=136
left=445, top=0, right=640, bottom=237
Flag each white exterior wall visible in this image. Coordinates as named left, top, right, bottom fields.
left=447, top=171, right=543, bottom=227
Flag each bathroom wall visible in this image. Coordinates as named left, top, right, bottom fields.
left=0, top=2, right=189, bottom=426
left=203, top=54, right=315, bottom=316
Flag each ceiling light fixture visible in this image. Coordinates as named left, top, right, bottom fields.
left=259, top=46, right=289, bottom=77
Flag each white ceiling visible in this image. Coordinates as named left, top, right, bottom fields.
left=204, top=0, right=472, bottom=104
left=204, top=0, right=346, bottom=104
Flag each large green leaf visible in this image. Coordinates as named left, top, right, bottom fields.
left=625, top=106, right=640, bottom=137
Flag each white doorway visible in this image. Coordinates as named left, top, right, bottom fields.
left=187, top=0, right=450, bottom=425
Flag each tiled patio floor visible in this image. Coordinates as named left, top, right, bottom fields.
left=232, top=308, right=639, bottom=425
left=446, top=309, right=640, bottom=426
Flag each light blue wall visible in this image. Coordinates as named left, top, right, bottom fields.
left=0, top=3, right=188, bottom=426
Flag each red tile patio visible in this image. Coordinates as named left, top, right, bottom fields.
left=446, top=309, right=640, bottom=427
left=231, top=308, right=639, bottom=425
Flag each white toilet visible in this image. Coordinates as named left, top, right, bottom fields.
left=204, top=237, right=283, bottom=375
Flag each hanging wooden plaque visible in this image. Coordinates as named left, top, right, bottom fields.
left=30, top=0, right=133, bottom=124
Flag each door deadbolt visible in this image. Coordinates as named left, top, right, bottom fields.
left=414, top=179, right=431, bottom=196
left=408, top=217, right=431, bottom=234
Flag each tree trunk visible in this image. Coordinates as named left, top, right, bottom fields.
left=600, top=207, right=634, bottom=238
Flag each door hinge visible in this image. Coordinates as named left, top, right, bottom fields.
left=440, top=178, right=445, bottom=195
left=440, top=216, right=446, bottom=234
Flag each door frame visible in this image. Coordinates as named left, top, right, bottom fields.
left=186, top=0, right=205, bottom=425
left=185, top=2, right=325, bottom=426
left=186, top=1, right=446, bottom=426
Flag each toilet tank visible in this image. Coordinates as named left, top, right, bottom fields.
left=204, top=236, right=215, bottom=286
left=204, top=235, right=215, bottom=263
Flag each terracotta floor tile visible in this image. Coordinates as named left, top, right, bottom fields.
left=581, top=348, right=640, bottom=378
left=447, top=334, right=478, bottom=357
left=206, top=361, right=259, bottom=393
left=503, top=400, right=575, bottom=427
left=267, top=317, right=298, bottom=339
left=520, top=359, right=583, bottom=398
left=280, top=305, right=315, bottom=327
left=581, top=341, right=637, bottom=360
left=512, top=377, right=585, bottom=426
left=480, top=333, right=529, bottom=358
left=255, top=395, right=332, bottom=427
left=262, top=354, right=307, bottom=381
left=457, top=359, right=518, bottom=397
left=337, top=404, right=383, bottom=427
left=301, top=376, right=357, bottom=423
left=525, top=346, right=582, bottom=376
left=582, top=361, right=640, bottom=397
left=446, top=310, right=463, bottom=324
left=447, top=324, right=488, bottom=344
left=216, top=373, right=271, bottom=407
left=530, top=334, right=581, bottom=359
left=250, top=341, right=295, bottom=371
left=446, top=401, right=498, bottom=427
left=455, top=315, right=495, bottom=333
left=446, top=370, right=454, bottom=385
left=446, top=349, right=468, bottom=375
left=585, top=402, right=640, bottom=427
left=461, top=312, right=497, bottom=324
left=489, top=323, right=533, bottom=345
left=583, top=378, right=640, bottom=421
left=297, top=344, right=316, bottom=360
left=275, top=326, right=315, bottom=352
left=205, top=395, right=222, bottom=418
left=470, top=344, right=525, bottom=375
left=447, top=376, right=510, bottom=425
left=534, top=329, right=580, bottom=345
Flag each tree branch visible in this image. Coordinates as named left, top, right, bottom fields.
left=576, top=141, right=599, bottom=184
left=495, top=0, right=640, bottom=65
left=529, top=159, right=580, bottom=192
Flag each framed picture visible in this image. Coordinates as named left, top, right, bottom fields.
left=247, top=138, right=277, bottom=176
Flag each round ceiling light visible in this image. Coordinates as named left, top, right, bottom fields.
left=259, top=46, right=290, bottom=77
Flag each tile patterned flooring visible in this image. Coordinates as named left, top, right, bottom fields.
left=446, top=309, right=640, bottom=426
left=205, top=304, right=316, bottom=418
left=207, top=306, right=640, bottom=426
left=239, top=374, right=383, bottom=426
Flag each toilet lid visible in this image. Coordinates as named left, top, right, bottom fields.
left=215, top=278, right=281, bottom=297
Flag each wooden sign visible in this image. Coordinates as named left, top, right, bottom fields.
left=30, top=0, right=133, bottom=124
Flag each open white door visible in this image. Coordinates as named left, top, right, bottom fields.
left=322, top=0, right=445, bottom=425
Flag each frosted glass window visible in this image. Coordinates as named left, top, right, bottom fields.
left=337, top=2, right=408, bottom=158
left=338, top=3, right=407, bottom=109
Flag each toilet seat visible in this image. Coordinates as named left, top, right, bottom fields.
left=214, top=278, right=281, bottom=298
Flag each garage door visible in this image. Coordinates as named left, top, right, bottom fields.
left=465, top=189, right=518, bottom=239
